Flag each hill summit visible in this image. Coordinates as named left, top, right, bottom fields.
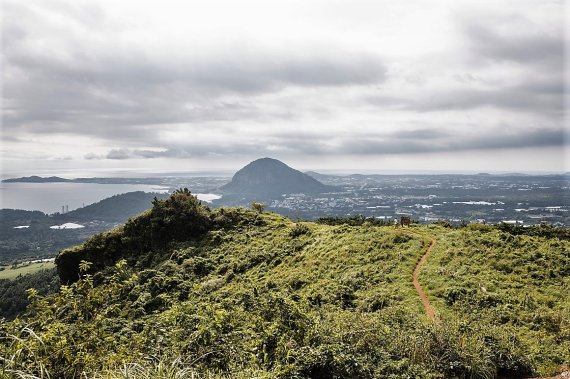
left=221, top=157, right=329, bottom=197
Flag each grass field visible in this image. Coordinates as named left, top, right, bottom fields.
left=2, top=194, right=568, bottom=378
left=0, top=261, right=56, bottom=280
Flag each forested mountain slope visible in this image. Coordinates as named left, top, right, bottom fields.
left=1, top=190, right=568, bottom=378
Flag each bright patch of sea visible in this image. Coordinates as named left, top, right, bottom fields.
left=0, top=182, right=170, bottom=214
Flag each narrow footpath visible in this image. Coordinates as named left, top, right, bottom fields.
left=408, top=233, right=568, bottom=379
left=411, top=238, right=437, bottom=320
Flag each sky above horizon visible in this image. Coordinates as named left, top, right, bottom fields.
left=1, top=0, right=568, bottom=176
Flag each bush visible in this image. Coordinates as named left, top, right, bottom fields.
left=290, top=223, right=310, bottom=238
left=57, top=189, right=213, bottom=284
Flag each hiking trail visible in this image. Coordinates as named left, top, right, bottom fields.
left=411, top=236, right=437, bottom=320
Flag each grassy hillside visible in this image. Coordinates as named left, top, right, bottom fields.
left=0, top=190, right=568, bottom=378
left=0, top=261, right=55, bottom=280
left=421, top=224, right=570, bottom=375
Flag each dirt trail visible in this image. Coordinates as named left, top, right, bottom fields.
left=412, top=238, right=437, bottom=320
left=407, top=232, right=567, bottom=379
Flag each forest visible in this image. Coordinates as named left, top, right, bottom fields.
left=0, top=190, right=568, bottom=378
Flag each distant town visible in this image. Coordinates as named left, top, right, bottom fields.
left=266, top=173, right=569, bottom=226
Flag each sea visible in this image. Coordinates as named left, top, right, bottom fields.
left=0, top=182, right=218, bottom=214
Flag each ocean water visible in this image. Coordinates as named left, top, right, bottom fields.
left=0, top=182, right=170, bottom=214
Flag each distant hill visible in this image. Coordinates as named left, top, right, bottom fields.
left=0, top=209, right=47, bottom=222
left=2, top=176, right=70, bottom=183
left=1, top=176, right=166, bottom=185
left=304, top=170, right=339, bottom=182
left=221, top=158, right=330, bottom=197
left=0, top=192, right=168, bottom=224
left=62, top=191, right=169, bottom=222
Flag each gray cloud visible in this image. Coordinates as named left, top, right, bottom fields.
left=84, top=126, right=566, bottom=160
left=2, top=1, right=388, bottom=151
left=337, top=128, right=566, bottom=156
left=106, top=149, right=131, bottom=160
left=366, top=85, right=563, bottom=116
left=365, top=13, right=564, bottom=117
left=4, top=50, right=386, bottom=141
left=463, top=22, right=563, bottom=67
left=2, top=0, right=566, bottom=172
left=414, top=87, right=562, bottom=114
left=2, top=1, right=386, bottom=140
left=389, top=129, right=450, bottom=140
left=84, top=153, right=103, bottom=160
left=426, top=15, right=564, bottom=117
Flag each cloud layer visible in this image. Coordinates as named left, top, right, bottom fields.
left=1, top=0, right=567, bottom=173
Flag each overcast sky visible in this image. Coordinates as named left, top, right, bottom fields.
left=1, top=0, right=568, bottom=176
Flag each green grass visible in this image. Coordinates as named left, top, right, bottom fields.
left=1, top=194, right=568, bottom=378
left=420, top=223, right=570, bottom=375
left=0, top=261, right=55, bottom=280
left=199, top=217, right=429, bottom=313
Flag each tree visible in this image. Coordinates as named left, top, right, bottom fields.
left=251, top=202, right=265, bottom=213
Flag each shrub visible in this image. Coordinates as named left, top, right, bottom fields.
left=57, top=189, right=213, bottom=284
left=290, top=223, right=310, bottom=238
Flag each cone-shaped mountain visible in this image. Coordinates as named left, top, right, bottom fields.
left=221, top=158, right=328, bottom=197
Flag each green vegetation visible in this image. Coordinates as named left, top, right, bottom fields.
left=0, top=190, right=568, bottom=378
left=251, top=201, right=266, bottom=213
left=421, top=223, right=570, bottom=376
left=0, top=261, right=55, bottom=280
left=0, top=268, right=59, bottom=319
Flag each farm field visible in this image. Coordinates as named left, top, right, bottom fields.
left=0, top=261, right=55, bottom=280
